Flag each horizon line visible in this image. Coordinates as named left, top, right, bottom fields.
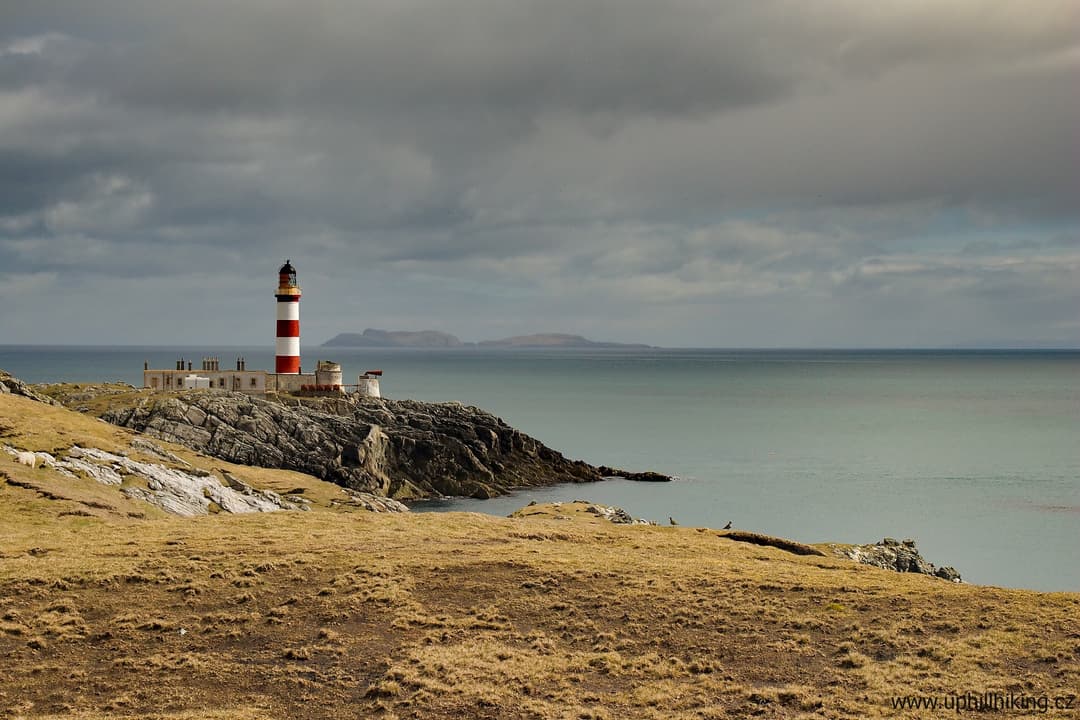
left=2, top=344, right=1078, bottom=352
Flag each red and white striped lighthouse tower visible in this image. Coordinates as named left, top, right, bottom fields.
left=275, top=260, right=302, bottom=374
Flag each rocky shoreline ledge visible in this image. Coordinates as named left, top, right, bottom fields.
left=829, top=537, right=962, bottom=582
left=517, top=500, right=963, bottom=582
left=40, top=381, right=670, bottom=501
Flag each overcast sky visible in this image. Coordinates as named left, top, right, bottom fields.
left=1, top=1, right=1077, bottom=347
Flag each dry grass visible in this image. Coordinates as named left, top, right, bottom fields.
left=2, top=393, right=1079, bottom=719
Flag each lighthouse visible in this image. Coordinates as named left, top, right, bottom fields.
left=275, top=259, right=302, bottom=374
left=142, top=259, right=384, bottom=396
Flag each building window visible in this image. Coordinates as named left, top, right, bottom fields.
left=218, top=378, right=225, bottom=388
left=250, top=377, right=257, bottom=388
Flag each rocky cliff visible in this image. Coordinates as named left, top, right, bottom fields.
left=87, top=390, right=641, bottom=500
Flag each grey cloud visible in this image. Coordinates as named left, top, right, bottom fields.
left=60, top=2, right=791, bottom=117
left=4, top=2, right=1078, bottom=226
left=0, top=1, right=1078, bottom=346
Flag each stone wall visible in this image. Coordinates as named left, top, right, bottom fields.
left=144, top=370, right=267, bottom=394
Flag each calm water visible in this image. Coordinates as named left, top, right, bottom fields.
left=2, top=345, right=1078, bottom=591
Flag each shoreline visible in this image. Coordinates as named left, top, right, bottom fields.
left=7, top=365, right=1079, bottom=591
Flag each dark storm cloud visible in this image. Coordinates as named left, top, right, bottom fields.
left=0, top=1, right=1078, bottom=345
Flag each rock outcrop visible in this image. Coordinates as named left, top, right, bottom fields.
left=598, top=466, right=672, bottom=482
left=0, top=370, right=60, bottom=406
left=510, top=500, right=655, bottom=525
left=3, top=443, right=302, bottom=516
left=337, top=489, right=410, bottom=513
left=88, top=391, right=649, bottom=500
left=839, top=538, right=962, bottom=582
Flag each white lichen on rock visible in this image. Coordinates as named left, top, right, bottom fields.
left=581, top=501, right=654, bottom=525
left=4, top=443, right=300, bottom=517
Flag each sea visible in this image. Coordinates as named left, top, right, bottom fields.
left=2, top=345, right=1077, bottom=592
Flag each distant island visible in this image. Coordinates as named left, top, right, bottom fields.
left=479, top=333, right=652, bottom=349
left=322, top=329, right=463, bottom=348
left=323, top=329, right=653, bottom=349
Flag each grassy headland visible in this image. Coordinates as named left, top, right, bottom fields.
left=1, top=390, right=1078, bottom=719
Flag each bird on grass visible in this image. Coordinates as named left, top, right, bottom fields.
left=668, top=516, right=678, bottom=526
left=722, top=520, right=732, bottom=530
